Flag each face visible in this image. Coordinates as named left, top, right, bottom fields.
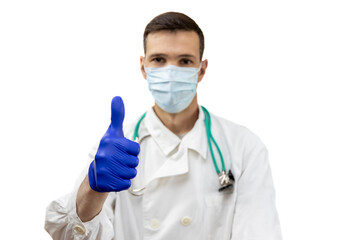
left=140, top=30, right=208, bottom=82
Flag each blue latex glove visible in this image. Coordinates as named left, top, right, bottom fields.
left=88, top=96, right=140, bottom=192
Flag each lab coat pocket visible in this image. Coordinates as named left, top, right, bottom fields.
left=204, top=193, right=234, bottom=240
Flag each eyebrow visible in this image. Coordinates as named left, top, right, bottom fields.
left=147, top=53, right=197, bottom=59
left=148, top=53, right=167, bottom=59
left=177, top=54, right=196, bottom=59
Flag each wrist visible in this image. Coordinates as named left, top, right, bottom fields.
left=76, top=175, right=109, bottom=222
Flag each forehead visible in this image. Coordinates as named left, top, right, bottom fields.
left=145, top=30, right=200, bottom=59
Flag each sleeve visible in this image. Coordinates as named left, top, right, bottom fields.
left=44, top=145, right=116, bottom=240
left=231, top=132, right=282, bottom=240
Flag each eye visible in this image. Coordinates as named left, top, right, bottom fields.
left=180, top=59, right=193, bottom=65
left=151, top=57, right=165, bottom=63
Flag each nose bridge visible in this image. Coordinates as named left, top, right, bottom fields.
left=166, top=55, right=179, bottom=66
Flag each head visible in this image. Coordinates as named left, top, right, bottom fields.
left=140, top=12, right=208, bottom=115
left=143, top=12, right=205, bottom=61
left=140, top=12, right=208, bottom=81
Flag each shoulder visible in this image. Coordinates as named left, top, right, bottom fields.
left=210, top=112, right=266, bottom=150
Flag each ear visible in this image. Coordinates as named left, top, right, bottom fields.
left=140, top=56, right=146, bottom=80
left=197, top=59, right=208, bottom=83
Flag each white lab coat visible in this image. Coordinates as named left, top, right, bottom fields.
left=45, top=107, right=282, bottom=240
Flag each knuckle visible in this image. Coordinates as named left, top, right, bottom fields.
left=129, top=168, right=137, bottom=178
left=100, top=136, right=112, bottom=145
left=133, top=157, right=139, bottom=167
left=123, top=179, right=131, bottom=189
left=134, top=143, right=140, bottom=155
left=94, top=153, right=104, bottom=161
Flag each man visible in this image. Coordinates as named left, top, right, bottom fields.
left=45, top=12, right=282, bottom=239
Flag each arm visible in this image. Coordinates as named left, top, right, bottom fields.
left=45, top=96, right=139, bottom=239
left=76, top=175, right=109, bottom=222
left=231, top=133, right=282, bottom=240
left=44, top=169, right=116, bottom=240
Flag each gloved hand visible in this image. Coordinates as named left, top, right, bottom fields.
left=88, top=96, right=140, bottom=192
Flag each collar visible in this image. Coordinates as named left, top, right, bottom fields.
left=140, top=106, right=208, bottom=159
left=182, top=107, right=207, bottom=159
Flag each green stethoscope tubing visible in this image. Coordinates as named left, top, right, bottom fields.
left=133, top=112, right=146, bottom=141
left=132, top=106, right=226, bottom=175
left=201, top=106, right=226, bottom=174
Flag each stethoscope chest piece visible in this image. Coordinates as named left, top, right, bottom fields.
left=218, top=170, right=235, bottom=192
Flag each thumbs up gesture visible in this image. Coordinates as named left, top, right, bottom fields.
left=88, top=96, right=140, bottom=192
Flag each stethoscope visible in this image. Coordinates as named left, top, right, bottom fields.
left=128, top=106, right=235, bottom=196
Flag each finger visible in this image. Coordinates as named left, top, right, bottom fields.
left=117, top=138, right=140, bottom=156
left=110, top=96, right=125, bottom=137
left=123, top=155, right=139, bottom=168
left=112, top=165, right=137, bottom=179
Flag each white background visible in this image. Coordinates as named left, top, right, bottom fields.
left=0, top=0, right=359, bottom=239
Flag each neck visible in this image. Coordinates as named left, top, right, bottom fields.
left=153, top=95, right=199, bottom=135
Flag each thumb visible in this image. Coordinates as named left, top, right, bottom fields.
left=110, top=96, right=125, bottom=137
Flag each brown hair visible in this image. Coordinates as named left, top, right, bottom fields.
left=143, top=12, right=205, bottom=60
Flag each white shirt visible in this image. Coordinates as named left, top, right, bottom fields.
left=45, top=107, right=282, bottom=240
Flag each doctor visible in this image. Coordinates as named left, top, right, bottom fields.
left=45, top=12, right=282, bottom=239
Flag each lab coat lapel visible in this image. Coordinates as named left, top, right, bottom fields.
left=144, top=108, right=181, bottom=156
left=182, top=107, right=207, bottom=160
left=142, top=107, right=208, bottom=183
left=144, top=108, right=187, bottom=181
left=150, top=144, right=189, bottom=181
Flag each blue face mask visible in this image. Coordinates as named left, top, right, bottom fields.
left=145, top=65, right=201, bottom=113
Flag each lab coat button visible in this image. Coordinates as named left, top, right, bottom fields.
left=181, top=216, right=191, bottom=226
left=150, top=219, right=160, bottom=229
left=73, top=224, right=85, bottom=235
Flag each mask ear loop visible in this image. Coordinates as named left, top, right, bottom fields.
left=197, top=62, right=203, bottom=73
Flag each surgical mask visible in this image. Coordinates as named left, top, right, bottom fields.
left=145, top=64, right=201, bottom=113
